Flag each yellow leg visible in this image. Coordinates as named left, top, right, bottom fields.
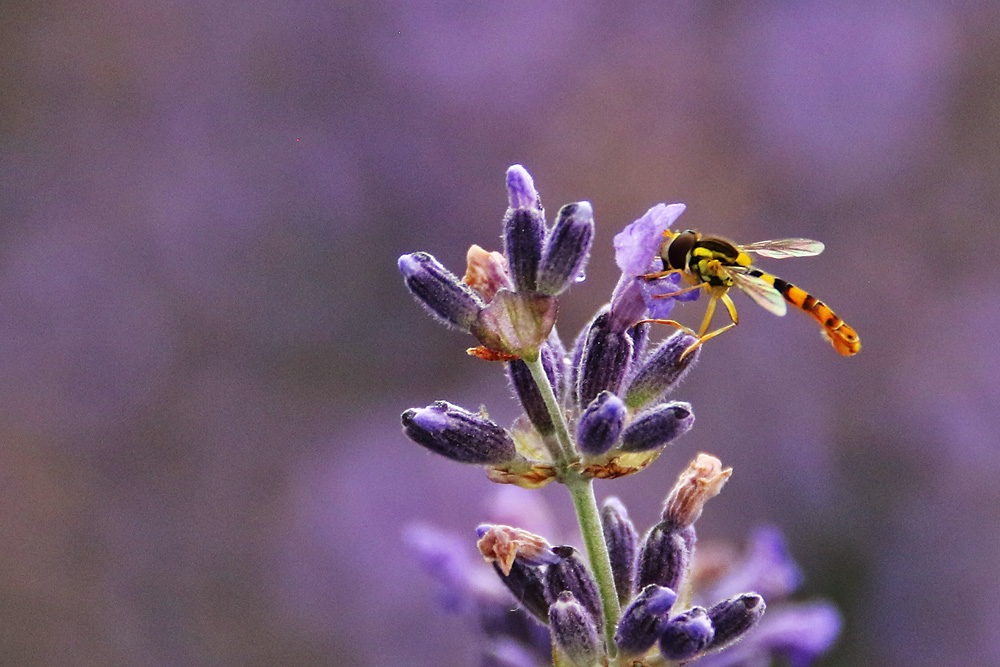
left=640, top=268, right=683, bottom=282
left=651, top=282, right=706, bottom=300
left=680, top=292, right=740, bottom=359
left=636, top=318, right=698, bottom=337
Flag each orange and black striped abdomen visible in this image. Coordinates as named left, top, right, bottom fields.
left=748, top=269, right=861, bottom=356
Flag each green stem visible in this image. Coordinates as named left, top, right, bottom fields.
left=565, top=470, right=621, bottom=653
left=523, top=355, right=621, bottom=654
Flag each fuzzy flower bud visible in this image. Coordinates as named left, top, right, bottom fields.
left=548, top=592, right=602, bottom=667
left=575, top=311, right=633, bottom=407
left=399, top=252, right=484, bottom=330
left=620, top=401, right=694, bottom=452
left=493, top=559, right=551, bottom=624
left=537, top=202, right=594, bottom=295
left=507, top=340, right=563, bottom=434
left=503, top=166, right=545, bottom=293
left=658, top=607, right=715, bottom=661
left=545, top=546, right=603, bottom=628
left=600, top=497, right=638, bottom=606
left=577, top=391, right=627, bottom=456
left=636, top=521, right=695, bottom=593
left=614, top=584, right=678, bottom=656
left=706, top=593, right=767, bottom=651
left=625, top=331, right=700, bottom=409
left=401, top=401, right=517, bottom=465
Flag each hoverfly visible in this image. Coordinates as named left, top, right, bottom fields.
left=642, top=229, right=860, bottom=357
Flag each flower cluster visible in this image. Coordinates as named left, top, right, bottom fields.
left=398, top=166, right=840, bottom=666
left=406, top=486, right=841, bottom=667
left=399, top=166, right=700, bottom=490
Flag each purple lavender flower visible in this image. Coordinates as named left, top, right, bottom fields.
left=548, top=592, right=602, bottom=667
left=537, top=202, right=595, bottom=296
left=401, top=401, right=518, bottom=464
left=600, top=497, right=638, bottom=606
left=705, top=593, right=767, bottom=651
left=620, top=400, right=695, bottom=452
left=398, top=252, right=484, bottom=330
left=608, top=203, right=699, bottom=332
left=624, top=330, right=700, bottom=410
left=576, top=391, right=626, bottom=456
left=399, top=167, right=844, bottom=667
left=503, top=165, right=546, bottom=293
left=545, top=546, right=603, bottom=628
left=658, top=606, right=715, bottom=660
left=614, top=584, right=678, bottom=656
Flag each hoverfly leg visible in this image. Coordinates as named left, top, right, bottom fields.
left=636, top=318, right=698, bottom=337
left=650, top=282, right=705, bottom=300
left=680, top=292, right=740, bottom=360
left=640, top=268, right=683, bottom=282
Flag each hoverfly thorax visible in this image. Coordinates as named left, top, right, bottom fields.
left=661, top=229, right=698, bottom=271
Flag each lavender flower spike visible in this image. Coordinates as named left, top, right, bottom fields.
left=705, top=593, right=766, bottom=651
left=537, top=202, right=595, bottom=296
left=620, top=401, right=695, bottom=452
left=577, top=391, right=626, bottom=456
left=503, top=165, right=545, bottom=293
left=614, top=584, right=678, bottom=656
left=399, top=252, right=484, bottom=330
left=659, top=607, right=715, bottom=661
left=548, top=592, right=602, bottom=667
left=401, top=401, right=517, bottom=464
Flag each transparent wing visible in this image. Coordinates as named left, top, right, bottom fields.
left=738, top=238, right=825, bottom=259
left=727, top=267, right=787, bottom=316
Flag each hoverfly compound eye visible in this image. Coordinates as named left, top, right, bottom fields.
left=665, top=230, right=697, bottom=270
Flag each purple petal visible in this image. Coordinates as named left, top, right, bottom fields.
left=710, top=525, right=804, bottom=601
left=613, top=203, right=686, bottom=276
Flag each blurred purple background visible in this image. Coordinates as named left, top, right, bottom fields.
left=2, top=1, right=999, bottom=665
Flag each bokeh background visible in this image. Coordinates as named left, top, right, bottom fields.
left=2, top=1, right=999, bottom=665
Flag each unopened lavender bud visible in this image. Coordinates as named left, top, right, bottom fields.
left=548, top=592, right=602, bottom=667
left=401, top=401, right=516, bottom=465
left=493, top=560, right=550, bottom=624
left=625, top=331, right=699, bottom=409
left=600, top=497, right=637, bottom=605
left=576, top=311, right=634, bottom=407
left=636, top=522, right=695, bottom=593
left=507, top=341, right=562, bottom=434
left=399, top=252, right=484, bottom=329
left=614, top=585, right=677, bottom=656
left=537, top=202, right=594, bottom=295
left=503, top=167, right=545, bottom=293
left=545, top=546, right=603, bottom=627
left=658, top=607, right=714, bottom=661
left=705, top=593, right=766, bottom=651
left=577, top=392, right=626, bottom=456
left=620, top=401, right=694, bottom=452
left=627, top=322, right=651, bottom=365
